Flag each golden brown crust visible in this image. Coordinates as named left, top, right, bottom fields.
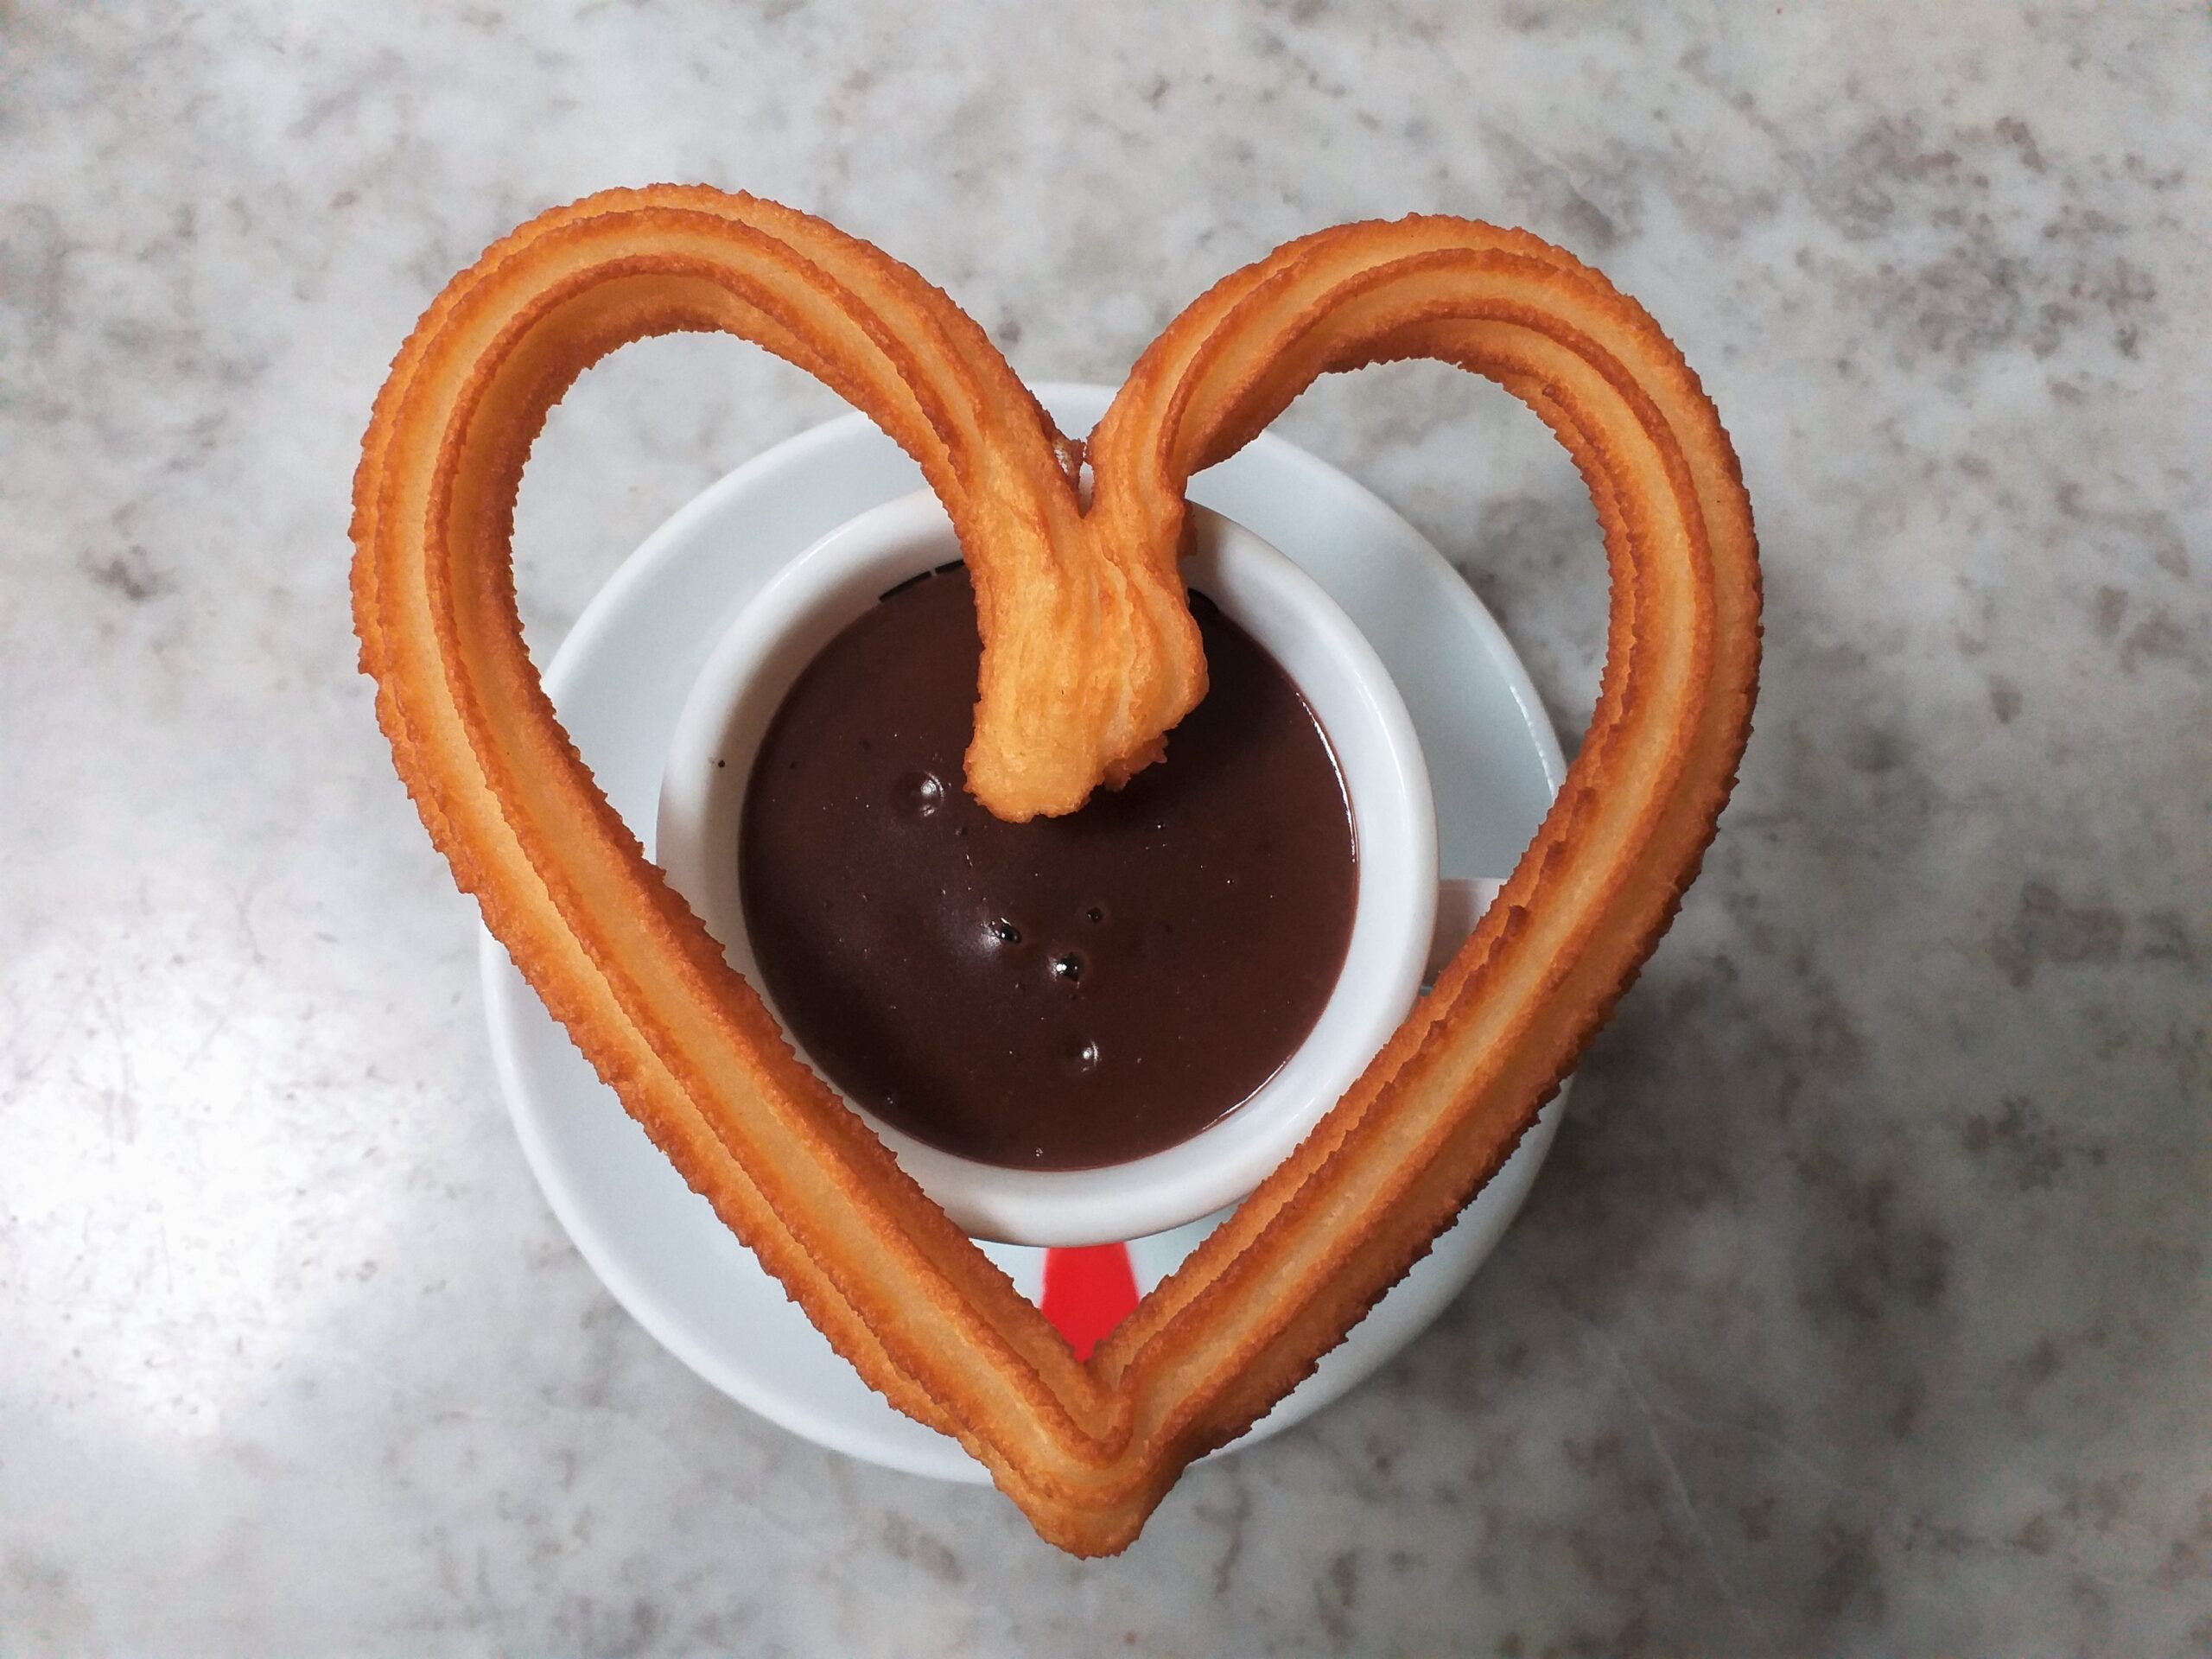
left=351, top=188, right=1759, bottom=1554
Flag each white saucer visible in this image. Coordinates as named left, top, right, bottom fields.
left=480, top=384, right=1567, bottom=1482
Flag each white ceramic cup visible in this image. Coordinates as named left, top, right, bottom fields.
left=658, top=490, right=1439, bottom=1246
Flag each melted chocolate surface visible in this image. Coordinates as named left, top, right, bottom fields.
left=739, top=568, right=1356, bottom=1170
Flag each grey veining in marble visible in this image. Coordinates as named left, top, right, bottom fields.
left=3, top=2, right=2207, bottom=1653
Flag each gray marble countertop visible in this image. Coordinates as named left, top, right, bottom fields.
left=4, top=3, right=2206, bottom=1653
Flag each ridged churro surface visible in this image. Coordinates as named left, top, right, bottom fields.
left=352, top=188, right=1759, bottom=1554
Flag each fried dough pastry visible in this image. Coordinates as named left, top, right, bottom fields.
left=352, top=187, right=1759, bottom=1554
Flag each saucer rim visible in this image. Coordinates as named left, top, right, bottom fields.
left=480, top=383, right=1567, bottom=1481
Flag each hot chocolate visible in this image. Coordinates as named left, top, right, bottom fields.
left=739, top=566, right=1357, bottom=1170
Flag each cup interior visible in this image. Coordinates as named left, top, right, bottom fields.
left=658, top=491, right=1436, bottom=1246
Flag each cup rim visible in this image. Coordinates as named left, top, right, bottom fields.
left=657, top=490, right=1436, bottom=1246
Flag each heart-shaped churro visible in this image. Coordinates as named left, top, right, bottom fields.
left=351, top=186, right=1759, bottom=1554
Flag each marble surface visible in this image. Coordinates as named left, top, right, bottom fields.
left=3, top=2, right=2206, bottom=1652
